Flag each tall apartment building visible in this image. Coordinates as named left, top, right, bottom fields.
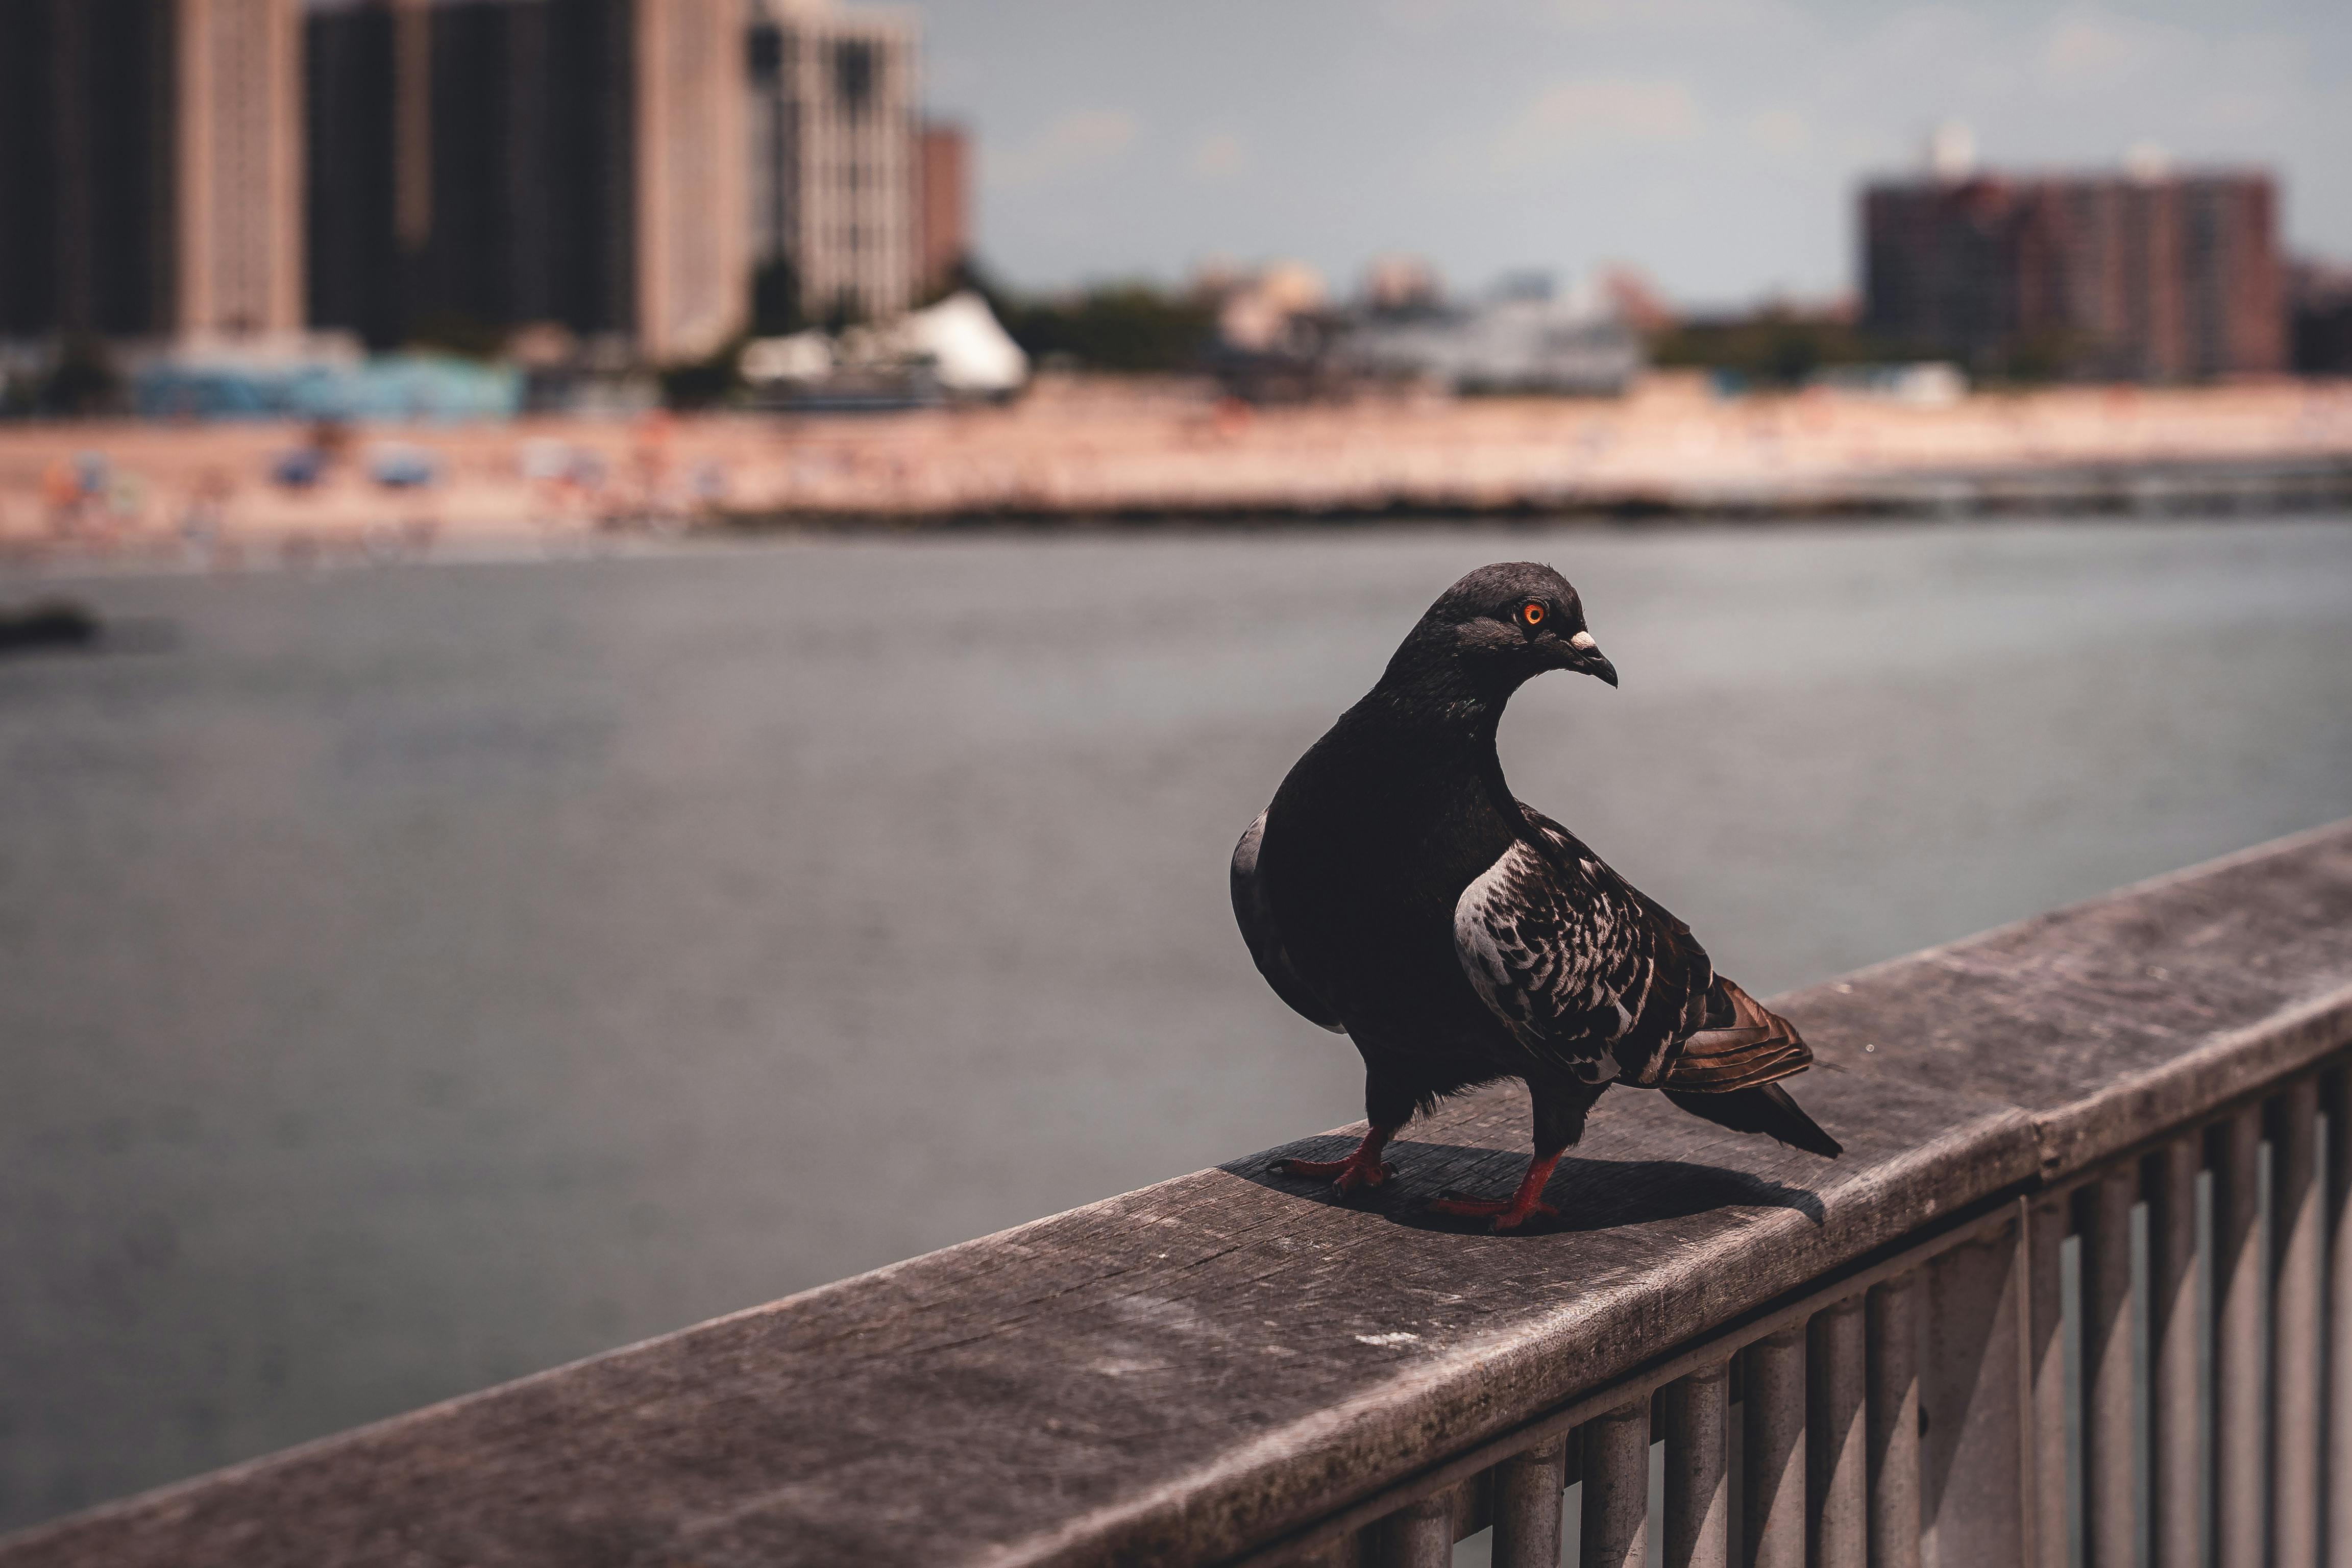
left=304, top=0, right=408, bottom=348
left=748, top=0, right=919, bottom=322
left=918, top=120, right=969, bottom=297
left=634, top=0, right=751, bottom=358
left=1, top=0, right=304, bottom=342
left=8, top=0, right=948, bottom=360
left=1863, top=167, right=2286, bottom=381
left=308, top=0, right=746, bottom=362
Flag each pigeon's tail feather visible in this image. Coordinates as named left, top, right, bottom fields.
left=1664, top=1083, right=1844, bottom=1159
left=1660, top=977, right=1812, bottom=1091
left=1658, top=977, right=1841, bottom=1158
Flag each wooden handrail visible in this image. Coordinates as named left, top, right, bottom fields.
left=7, top=820, right=2351, bottom=1567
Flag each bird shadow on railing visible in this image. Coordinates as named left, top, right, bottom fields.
left=1221, top=1138, right=1828, bottom=1234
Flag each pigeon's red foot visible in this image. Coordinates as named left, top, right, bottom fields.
left=1429, top=1150, right=1567, bottom=1232
left=1273, top=1125, right=1399, bottom=1196
left=1276, top=1152, right=1396, bottom=1193
left=1428, top=1192, right=1560, bottom=1232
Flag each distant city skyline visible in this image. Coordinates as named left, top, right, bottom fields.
left=912, top=0, right=2352, bottom=308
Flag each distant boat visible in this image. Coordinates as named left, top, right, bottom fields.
left=0, top=598, right=101, bottom=655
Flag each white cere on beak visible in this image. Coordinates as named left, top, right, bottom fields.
left=1569, top=630, right=1597, bottom=650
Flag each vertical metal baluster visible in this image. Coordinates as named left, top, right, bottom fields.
left=1745, top=1326, right=1807, bottom=1568
left=2214, top=1105, right=2266, bottom=1568
left=2275, top=1081, right=2323, bottom=1568
left=1808, top=1297, right=1867, bottom=1568
left=1914, top=1217, right=2036, bottom=1563
left=2078, top=1168, right=2138, bottom=1568
left=1371, top=1492, right=1452, bottom=1568
left=1584, top=1396, right=1652, bottom=1568
left=1667, top=1363, right=1731, bottom=1568
left=2147, top=1136, right=2202, bottom=1568
left=2026, top=1194, right=2070, bottom=1568
left=1867, top=1272, right=1922, bottom=1568
left=1493, top=1436, right=1569, bottom=1568
left=2329, top=1068, right=2352, bottom=1568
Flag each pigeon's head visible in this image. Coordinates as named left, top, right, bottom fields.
left=1388, top=561, right=1617, bottom=699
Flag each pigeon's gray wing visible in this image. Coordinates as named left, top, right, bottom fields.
left=1231, top=812, right=1345, bottom=1032
left=1452, top=804, right=1718, bottom=1086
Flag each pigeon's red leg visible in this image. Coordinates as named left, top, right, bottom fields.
left=1274, top=1124, right=1400, bottom=1195
left=1428, top=1149, right=1565, bottom=1232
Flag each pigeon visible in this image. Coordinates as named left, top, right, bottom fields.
left=1232, top=562, right=1839, bottom=1231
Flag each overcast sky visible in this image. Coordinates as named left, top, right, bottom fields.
left=911, top=0, right=2351, bottom=307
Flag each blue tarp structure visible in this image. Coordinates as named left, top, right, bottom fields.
left=134, top=354, right=522, bottom=422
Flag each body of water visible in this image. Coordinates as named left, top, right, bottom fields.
left=4, top=517, right=2351, bottom=1531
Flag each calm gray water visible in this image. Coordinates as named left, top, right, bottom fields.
left=4, top=518, right=2351, bottom=1532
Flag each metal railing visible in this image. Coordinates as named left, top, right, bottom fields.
left=1246, top=1062, right=2352, bottom=1568
left=5, top=821, right=2350, bottom=1568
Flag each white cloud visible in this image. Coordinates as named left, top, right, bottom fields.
left=1188, top=132, right=1250, bottom=183
left=2036, top=11, right=2194, bottom=93
left=986, top=110, right=1139, bottom=190
left=1747, top=107, right=1810, bottom=156
left=1378, top=0, right=1797, bottom=35
left=1849, top=6, right=1996, bottom=79
left=1536, top=0, right=1792, bottom=31
left=2189, top=89, right=2288, bottom=134
left=1488, top=78, right=1702, bottom=170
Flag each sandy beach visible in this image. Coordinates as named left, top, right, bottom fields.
left=5, top=374, right=2351, bottom=568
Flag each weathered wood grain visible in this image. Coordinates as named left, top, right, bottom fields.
left=5, top=820, right=2349, bottom=1568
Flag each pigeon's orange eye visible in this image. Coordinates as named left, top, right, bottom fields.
left=1519, top=601, right=1546, bottom=628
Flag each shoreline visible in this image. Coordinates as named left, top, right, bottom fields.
left=5, top=376, right=2351, bottom=570
left=721, top=449, right=2352, bottom=530
left=7, top=497, right=2350, bottom=590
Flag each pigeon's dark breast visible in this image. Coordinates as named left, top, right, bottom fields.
left=1258, top=721, right=1524, bottom=1066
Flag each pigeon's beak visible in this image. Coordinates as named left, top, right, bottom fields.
left=1562, top=631, right=1618, bottom=687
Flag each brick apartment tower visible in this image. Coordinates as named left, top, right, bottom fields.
left=748, top=0, right=920, bottom=323
left=1, top=0, right=303, bottom=342
left=1863, top=169, right=2286, bottom=381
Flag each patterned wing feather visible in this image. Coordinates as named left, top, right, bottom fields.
left=1453, top=805, right=1715, bottom=1086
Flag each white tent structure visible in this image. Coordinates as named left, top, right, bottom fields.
left=892, top=292, right=1029, bottom=395
left=740, top=291, right=1029, bottom=402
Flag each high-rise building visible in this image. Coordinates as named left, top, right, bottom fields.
left=2290, top=262, right=2352, bottom=377
left=634, top=0, right=750, bottom=359
left=918, top=121, right=969, bottom=298
left=308, top=0, right=742, bottom=362
left=179, top=0, right=307, bottom=337
left=304, top=0, right=403, bottom=346
left=1862, top=165, right=2286, bottom=381
left=748, top=0, right=919, bottom=323
left=2, top=0, right=304, bottom=343
left=10, top=0, right=937, bottom=363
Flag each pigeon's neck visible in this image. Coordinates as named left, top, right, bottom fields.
left=1337, top=632, right=1541, bottom=830
left=1356, top=667, right=1518, bottom=805
left=1367, top=639, right=1524, bottom=741
left=1363, top=680, right=1507, bottom=745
